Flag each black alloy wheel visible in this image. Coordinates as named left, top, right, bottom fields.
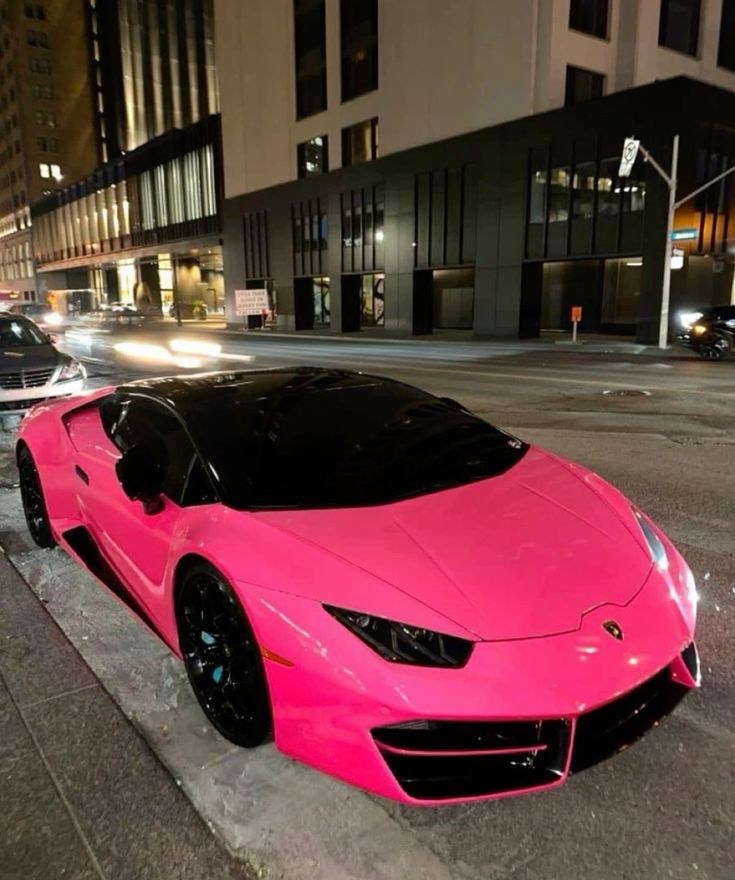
left=176, top=562, right=272, bottom=747
left=698, top=333, right=732, bottom=361
left=17, top=444, right=56, bottom=548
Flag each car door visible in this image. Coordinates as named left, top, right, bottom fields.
left=74, top=393, right=216, bottom=612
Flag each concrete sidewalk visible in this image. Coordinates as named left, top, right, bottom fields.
left=0, top=548, right=256, bottom=880
left=156, top=318, right=691, bottom=357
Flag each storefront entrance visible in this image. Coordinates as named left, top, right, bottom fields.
left=294, top=276, right=330, bottom=330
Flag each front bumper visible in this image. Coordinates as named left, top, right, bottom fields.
left=371, top=644, right=697, bottom=801
left=0, top=378, right=86, bottom=414
left=240, top=541, right=698, bottom=805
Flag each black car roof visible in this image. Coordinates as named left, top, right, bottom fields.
left=116, top=367, right=397, bottom=412
left=113, top=368, right=526, bottom=510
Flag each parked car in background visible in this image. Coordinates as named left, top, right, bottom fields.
left=676, top=305, right=735, bottom=360
left=0, top=315, right=85, bottom=415
left=5, top=302, right=64, bottom=334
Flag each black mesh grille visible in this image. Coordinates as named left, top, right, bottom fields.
left=373, top=719, right=570, bottom=800
left=570, top=667, right=688, bottom=773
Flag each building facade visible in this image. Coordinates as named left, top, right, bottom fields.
left=216, top=0, right=735, bottom=340
left=0, top=0, right=96, bottom=302
left=32, top=0, right=223, bottom=317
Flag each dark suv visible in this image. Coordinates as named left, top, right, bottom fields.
left=676, top=305, right=735, bottom=360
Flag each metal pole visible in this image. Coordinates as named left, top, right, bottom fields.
left=658, top=135, right=679, bottom=349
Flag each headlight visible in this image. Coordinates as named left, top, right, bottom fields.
left=44, top=311, right=63, bottom=326
left=324, top=605, right=474, bottom=667
left=57, top=359, right=86, bottom=382
left=678, top=311, right=702, bottom=330
left=691, top=323, right=707, bottom=336
left=632, top=507, right=668, bottom=570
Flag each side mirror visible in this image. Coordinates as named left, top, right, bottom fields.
left=115, top=444, right=166, bottom=514
left=440, top=396, right=467, bottom=412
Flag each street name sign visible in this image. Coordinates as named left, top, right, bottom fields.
left=670, top=228, right=698, bottom=241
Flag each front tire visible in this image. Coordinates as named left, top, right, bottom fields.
left=17, top=444, right=56, bottom=548
left=697, top=332, right=733, bottom=361
left=175, top=561, right=272, bottom=747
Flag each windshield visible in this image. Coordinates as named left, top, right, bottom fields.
left=0, top=319, right=48, bottom=347
left=169, top=370, right=528, bottom=510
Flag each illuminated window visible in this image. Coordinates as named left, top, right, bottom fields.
left=297, top=135, right=328, bottom=178
left=39, top=162, right=49, bottom=178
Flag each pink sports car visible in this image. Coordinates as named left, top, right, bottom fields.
left=17, top=368, right=700, bottom=804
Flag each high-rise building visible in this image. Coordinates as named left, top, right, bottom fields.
left=216, top=0, right=735, bottom=342
left=32, top=0, right=223, bottom=317
left=0, top=0, right=96, bottom=302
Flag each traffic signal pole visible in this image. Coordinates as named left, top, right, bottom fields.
left=626, top=135, right=735, bottom=348
left=636, top=136, right=678, bottom=349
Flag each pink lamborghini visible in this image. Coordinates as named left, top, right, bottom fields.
left=17, top=368, right=700, bottom=804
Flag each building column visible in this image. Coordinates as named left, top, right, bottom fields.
left=383, top=172, right=414, bottom=335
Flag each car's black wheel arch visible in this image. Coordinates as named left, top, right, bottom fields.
left=17, top=440, right=56, bottom=549
left=173, top=554, right=274, bottom=747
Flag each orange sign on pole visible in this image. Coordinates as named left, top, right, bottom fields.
left=570, top=306, right=582, bottom=323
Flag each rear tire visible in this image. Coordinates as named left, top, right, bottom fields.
left=17, top=444, right=56, bottom=549
left=175, top=561, right=272, bottom=747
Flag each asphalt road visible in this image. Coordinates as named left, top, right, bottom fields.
left=1, top=330, right=733, bottom=880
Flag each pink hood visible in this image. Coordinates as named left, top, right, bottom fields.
left=254, top=447, right=652, bottom=641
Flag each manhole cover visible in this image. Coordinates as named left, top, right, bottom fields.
left=602, top=389, right=651, bottom=397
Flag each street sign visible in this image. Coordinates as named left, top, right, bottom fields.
left=235, top=288, right=269, bottom=316
left=570, top=306, right=582, bottom=323
left=618, top=138, right=640, bottom=178
left=670, top=228, right=698, bottom=241
left=671, top=247, right=684, bottom=270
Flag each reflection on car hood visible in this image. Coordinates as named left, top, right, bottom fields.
left=0, top=344, right=59, bottom=372
left=254, top=447, right=652, bottom=640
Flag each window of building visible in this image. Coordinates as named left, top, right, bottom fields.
left=24, top=3, right=34, bottom=17
left=719, top=0, right=735, bottom=70
left=50, top=163, right=61, bottom=179
left=297, top=135, right=328, bottom=178
left=659, top=0, right=701, bottom=56
left=37, top=31, right=47, bottom=48
left=35, top=5, right=45, bottom=20
left=548, top=166, right=570, bottom=222
left=35, top=110, right=43, bottom=124
left=597, top=157, right=620, bottom=216
left=340, top=0, right=378, bottom=102
left=565, top=65, right=604, bottom=105
left=342, top=117, right=378, bottom=166
left=572, top=159, right=596, bottom=219
left=39, top=162, right=49, bottom=178
left=27, top=30, right=37, bottom=46
left=569, top=0, right=609, bottom=38
left=48, top=137, right=57, bottom=152
left=37, top=136, right=47, bottom=151
left=294, top=0, right=327, bottom=120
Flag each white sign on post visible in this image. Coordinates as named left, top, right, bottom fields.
left=618, top=138, right=640, bottom=178
left=235, top=288, right=269, bottom=316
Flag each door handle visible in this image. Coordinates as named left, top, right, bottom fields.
left=75, top=465, right=89, bottom=485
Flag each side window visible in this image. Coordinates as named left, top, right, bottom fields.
left=100, top=395, right=216, bottom=507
